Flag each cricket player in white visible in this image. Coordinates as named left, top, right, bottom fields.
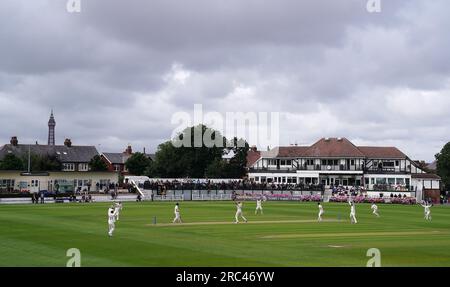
left=114, top=201, right=123, bottom=221
left=108, top=205, right=119, bottom=237
left=235, top=201, right=248, bottom=223
left=255, top=198, right=263, bottom=215
left=318, top=202, right=324, bottom=222
left=421, top=201, right=433, bottom=221
left=173, top=203, right=182, bottom=223
left=349, top=201, right=357, bottom=224
left=371, top=203, right=380, bottom=217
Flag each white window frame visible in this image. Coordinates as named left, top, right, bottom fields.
left=78, top=163, right=89, bottom=171
left=63, top=163, right=75, bottom=171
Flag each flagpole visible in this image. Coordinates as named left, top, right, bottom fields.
left=28, top=145, right=31, bottom=173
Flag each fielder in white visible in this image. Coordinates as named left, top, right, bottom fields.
left=114, top=201, right=123, bottom=221
left=173, top=202, right=182, bottom=223
left=421, top=201, right=433, bottom=221
left=235, top=201, right=248, bottom=223
left=371, top=203, right=380, bottom=217
left=108, top=205, right=119, bottom=237
left=255, top=198, right=263, bottom=215
left=349, top=201, right=357, bottom=224
left=317, top=202, right=324, bottom=222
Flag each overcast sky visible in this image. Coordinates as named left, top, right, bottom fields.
left=0, top=0, right=449, bottom=161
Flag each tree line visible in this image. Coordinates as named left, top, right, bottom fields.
left=0, top=153, right=62, bottom=172
left=2, top=125, right=448, bottom=190
left=125, top=125, right=249, bottom=179
left=435, top=142, right=450, bottom=192
left=0, top=153, right=108, bottom=172
left=0, top=125, right=249, bottom=179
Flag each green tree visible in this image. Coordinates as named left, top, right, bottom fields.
left=125, top=152, right=152, bottom=176
left=89, top=155, right=108, bottom=171
left=174, top=124, right=226, bottom=177
left=151, top=125, right=226, bottom=178
left=0, top=153, right=24, bottom=170
left=436, top=142, right=450, bottom=190
left=150, top=141, right=186, bottom=178
left=225, top=137, right=250, bottom=178
left=26, top=153, right=62, bottom=172
left=205, top=158, right=228, bottom=178
left=151, top=125, right=249, bottom=178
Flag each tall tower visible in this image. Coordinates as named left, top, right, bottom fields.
left=48, top=110, right=56, bottom=146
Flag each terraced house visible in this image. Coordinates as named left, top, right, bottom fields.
left=247, top=138, right=441, bottom=200
left=0, top=112, right=118, bottom=193
left=0, top=136, right=118, bottom=193
left=101, top=145, right=155, bottom=176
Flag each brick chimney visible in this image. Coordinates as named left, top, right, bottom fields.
left=10, top=136, right=18, bottom=146
left=124, top=145, right=132, bottom=155
left=64, top=138, right=72, bottom=147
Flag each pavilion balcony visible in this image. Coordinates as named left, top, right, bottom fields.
left=297, top=165, right=363, bottom=171
left=364, top=167, right=409, bottom=174
left=248, top=168, right=297, bottom=174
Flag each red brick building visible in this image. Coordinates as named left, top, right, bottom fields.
left=101, top=145, right=155, bottom=176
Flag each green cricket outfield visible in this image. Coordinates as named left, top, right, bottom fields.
left=0, top=201, right=449, bottom=267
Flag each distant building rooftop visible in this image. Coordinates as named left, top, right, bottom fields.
left=0, top=143, right=99, bottom=163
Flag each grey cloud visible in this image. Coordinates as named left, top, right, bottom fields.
left=0, top=0, right=449, bottom=162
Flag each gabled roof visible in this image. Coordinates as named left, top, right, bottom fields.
left=102, top=152, right=156, bottom=164
left=306, top=138, right=365, bottom=157
left=265, top=138, right=366, bottom=158
left=358, top=146, right=406, bottom=159
left=427, top=161, right=437, bottom=171
left=0, top=144, right=99, bottom=163
left=260, top=138, right=410, bottom=159
left=246, top=150, right=261, bottom=167
left=277, top=146, right=310, bottom=157
left=102, top=152, right=131, bottom=164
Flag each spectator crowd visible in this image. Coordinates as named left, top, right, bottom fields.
left=138, top=179, right=325, bottom=193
